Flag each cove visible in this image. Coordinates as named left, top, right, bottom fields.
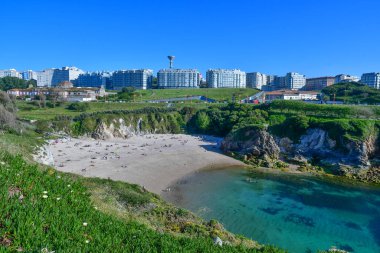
left=163, top=168, right=380, bottom=253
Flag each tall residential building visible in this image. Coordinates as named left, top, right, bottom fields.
left=206, top=69, right=246, bottom=88
left=361, top=72, right=380, bottom=89
left=157, top=69, right=200, bottom=89
left=335, top=74, right=360, bottom=83
left=60, top=66, right=85, bottom=81
left=246, top=72, right=267, bottom=89
left=36, top=69, right=56, bottom=87
left=75, top=72, right=112, bottom=89
left=0, top=69, right=21, bottom=78
left=21, top=70, right=37, bottom=80
left=112, top=69, right=153, bottom=90
left=304, top=76, right=335, bottom=91
left=285, top=72, right=306, bottom=90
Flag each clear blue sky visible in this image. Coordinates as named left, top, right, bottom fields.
left=1, top=0, right=380, bottom=77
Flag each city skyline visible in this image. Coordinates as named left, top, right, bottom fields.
left=1, top=0, right=380, bottom=77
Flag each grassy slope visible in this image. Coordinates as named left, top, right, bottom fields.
left=131, top=88, right=259, bottom=102
left=322, top=82, right=380, bottom=104
left=0, top=132, right=284, bottom=252
left=0, top=153, right=281, bottom=252
left=17, top=101, right=212, bottom=121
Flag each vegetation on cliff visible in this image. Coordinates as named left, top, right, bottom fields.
left=322, top=82, right=380, bottom=104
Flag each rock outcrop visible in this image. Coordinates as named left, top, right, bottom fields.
left=222, top=126, right=379, bottom=171
left=221, top=126, right=280, bottom=161
left=92, top=118, right=153, bottom=140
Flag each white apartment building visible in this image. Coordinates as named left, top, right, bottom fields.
left=36, top=69, right=56, bottom=87
left=206, top=69, right=246, bottom=88
left=0, top=69, right=22, bottom=78
left=21, top=70, right=37, bottom=80
left=63, top=66, right=85, bottom=81
left=361, top=72, right=380, bottom=89
left=335, top=74, right=360, bottom=84
left=112, top=69, right=153, bottom=90
left=157, top=69, right=200, bottom=88
left=286, top=72, right=306, bottom=90
left=246, top=72, right=267, bottom=89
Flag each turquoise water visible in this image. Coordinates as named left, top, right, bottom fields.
left=163, top=168, right=380, bottom=253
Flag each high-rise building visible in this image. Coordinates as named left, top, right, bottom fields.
left=335, top=74, right=360, bottom=84
left=35, top=67, right=84, bottom=87
left=157, top=69, right=200, bottom=89
left=62, top=66, right=85, bottom=81
left=36, top=69, right=56, bottom=87
left=0, top=69, right=21, bottom=78
left=21, top=70, right=37, bottom=80
left=246, top=72, right=267, bottom=89
left=361, top=73, right=380, bottom=89
left=75, top=72, right=112, bottom=88
left=285, top=72, right=306, bottom=90
left=206, top=69, right=246, bottom=88
left=112, top=69, right=153, bottom=90
left=304, top=76, right=335, bottom=91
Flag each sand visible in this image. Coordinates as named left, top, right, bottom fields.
left=38, top=134, right=245, bottom=195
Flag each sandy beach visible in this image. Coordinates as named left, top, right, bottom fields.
left=37, top=134, right=245, bottom=194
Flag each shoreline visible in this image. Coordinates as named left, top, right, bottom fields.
left=36, top=134, right=245, bottom=195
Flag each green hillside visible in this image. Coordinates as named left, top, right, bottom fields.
left=117, top=88, right=259, bottom=102
left=322, top=82, right=380, bottom=104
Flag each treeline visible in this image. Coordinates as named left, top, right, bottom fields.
left=187, top=102, right=380, bottom=147
left=267, top=100, right=380, bottom=119
left=322, top=82, right=380, bottom=104
left=0, top=76, right=36, bottom=91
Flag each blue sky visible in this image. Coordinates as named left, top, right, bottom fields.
left=1, top=0, right=380, bottom=77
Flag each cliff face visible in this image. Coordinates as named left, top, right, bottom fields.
left=221, top=126, right=280, bottom=161
left=221, top=127, right=379, bottom=171
left=92, top=118, right=154, bottom=140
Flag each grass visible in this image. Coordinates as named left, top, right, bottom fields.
left=16, top=101, right=213, bottom=121
left=122, top=88, right=260, bottom=102
left=0, top=151, right=285, bottom=252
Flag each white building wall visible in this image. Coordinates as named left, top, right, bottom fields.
left=206, top=69, right=246, bottom=88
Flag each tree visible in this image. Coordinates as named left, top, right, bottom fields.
left=0, top=77, right=33, bottom=91
left=195, top=111, right=210, bottom=132
left=0, top=92, right=17, bottom=130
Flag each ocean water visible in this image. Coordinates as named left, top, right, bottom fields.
left=163, top=168, right=380, bottom=253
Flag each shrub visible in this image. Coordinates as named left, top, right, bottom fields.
left=67, top=103, right=90, bottom=112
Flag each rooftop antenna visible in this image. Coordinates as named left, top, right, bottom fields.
left=167, top=56, right=175, bottom=69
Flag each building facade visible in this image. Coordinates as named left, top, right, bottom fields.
left=157, top=69, right=200, bottom=89
left=112, top=69, right=153, bottom=90
left=246, top=72, right=267, bottom=89
left=304, top=76, right=335, bottom=91
left=361, top=72, right=380, bottom=89
left=206, top=69, right=246, bottom=88
left=285, top=72, right=306, bottom=90
left=21, top=70, right=37, bottom=80
left=36, top=69, right=56, bottom=87
left=335, top=74, right=360, bottom=84
left=265, top=90, right=319, bottom=102
left=75, top=72, right=112, bottom=88
left=0, top=69, right=21, bottom=78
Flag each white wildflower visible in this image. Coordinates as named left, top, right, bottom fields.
left=56, top=197, right=61, bottom=201
left=67, top=184, right=71, bottom=187
left=83, top=222, right=88, bottom=227
left=42, top=195, right=48, bottom=199
left=85, top=240, right=90, bottom=244
left=43, top=191, right=48, bottom=194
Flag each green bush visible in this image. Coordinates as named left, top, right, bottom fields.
left=67, top=102, right=90, bottom=112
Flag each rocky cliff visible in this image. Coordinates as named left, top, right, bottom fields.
left=221, top=126, right=379, bottom=171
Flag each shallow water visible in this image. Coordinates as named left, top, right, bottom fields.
left=163, top=168, right=380, bottom=253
